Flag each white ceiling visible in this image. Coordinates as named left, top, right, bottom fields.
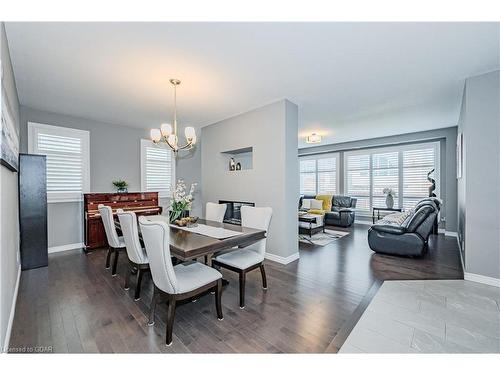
left=5, top=22, right=499, bottom=148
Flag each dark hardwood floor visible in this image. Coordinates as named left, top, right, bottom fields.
left=8, top=224, right=463, bottom=353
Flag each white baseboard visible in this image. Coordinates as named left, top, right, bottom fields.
left=265, top=252, right=300, bottom=265
left=48, top=242, right=84, bottom=254
left=3, top=265, right=21, bottom=353
left=464, top=272, right=500, bottom=287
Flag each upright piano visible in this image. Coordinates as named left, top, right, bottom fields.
left=84, top=192, right=163, bottom=250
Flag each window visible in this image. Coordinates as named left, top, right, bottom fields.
left=402, top=147, right=437, bottom=210
left=344, top=142, right=439, bottom=216
left=28, top=122, right=90, bottom=202
left=299, top=154, right=338, bottom=195
left=346, top=153, right=370, bottom=211
left=372, top=151, right=399, bottom=209
left=141, top=139, right=175, bottom=198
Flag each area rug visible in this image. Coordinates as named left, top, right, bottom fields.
left=299, top=229, right=350, bottom=246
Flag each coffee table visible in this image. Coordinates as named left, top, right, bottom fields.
left=298, top=213, right=325, bottom=237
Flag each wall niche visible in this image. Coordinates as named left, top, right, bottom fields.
left=221, top=146, right=253, bottom=171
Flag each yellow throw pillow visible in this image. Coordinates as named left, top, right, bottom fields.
left=315, top=195, right=333, bottom=211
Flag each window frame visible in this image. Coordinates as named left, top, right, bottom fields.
left=299, top=152, right=339, bottom=196
left=28, top=122, right=90, bottom=203
left=344, top=141, right=440, bottom=216
left=140, top=139, right=176, bottom=198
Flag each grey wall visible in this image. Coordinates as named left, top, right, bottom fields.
left=176, top=141, right=202, bottom=217
left=0, top=22, right=21, bottom=351
left=201, top=100, right=299, bottom=260
left=299, top=127, right=458, bottom=232
left=458, top=70, right=500, bottom=279
left=19, top=106, right=198, bottom=248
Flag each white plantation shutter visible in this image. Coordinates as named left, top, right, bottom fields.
left=403, top=147, right=436, bottom=210
left=300, top=159, right=317, bottom=195
left=141, top=140, right=175, bottom=197
left=28, top=123, right=90, bottom=202
left=372, top=151, right=399, bottom=208
left=344, top=142, right=439, bottom=217
left=299, top=154, right=338, bottom=195
left=317, top=157, right=337, bottom=194
left=346, top=153, right=371, bottom=214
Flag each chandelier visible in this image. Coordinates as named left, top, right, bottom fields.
left=150, top=78, right=196, bottom=154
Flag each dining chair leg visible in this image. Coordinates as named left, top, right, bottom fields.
left=124, top=264, right=132, bottom=290
left=239, top=271, right=246, bottom=309
left=105, top=247, right=113, bottom=269
left=165, top=296, right=177, bottom=346
left=148, top=286, right=158, bottom=326
left=259, top=263, right=268, bottom=290
left=111, top=249, right=120, bottom=276
left=215, top=279, right=223, bottom=320
left=134, top=268, right=144, bottom=301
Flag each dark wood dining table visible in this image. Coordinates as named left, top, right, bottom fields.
left=114, top=215, right=266, bottom=262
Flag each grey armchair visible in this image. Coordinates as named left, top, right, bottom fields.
left=368, top=198, right=440, bottom=257
left=299, top=195, right=357, bottom=227
left=325, top=196, right=357, bottom=227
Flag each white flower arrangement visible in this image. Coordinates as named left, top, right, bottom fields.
left=169, top=179, right=197, bottom=222
left=383, top=187, right=395, bottom=196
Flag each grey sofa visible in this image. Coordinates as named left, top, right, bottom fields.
left=367, top=198, right=441, bottom=257
left=299, top=195, right=357, bottom=227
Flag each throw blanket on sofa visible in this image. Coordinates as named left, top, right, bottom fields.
left=377, top=210, right=412, bottom=226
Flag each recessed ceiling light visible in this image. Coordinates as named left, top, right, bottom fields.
left=306, top=133, right=322, bottom=144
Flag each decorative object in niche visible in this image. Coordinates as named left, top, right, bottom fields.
left=222, top=147, right=253, bottom=171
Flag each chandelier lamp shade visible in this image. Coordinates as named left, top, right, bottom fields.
left=150, top=78, right=197, bottom=154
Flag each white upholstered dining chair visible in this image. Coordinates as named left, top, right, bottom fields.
left=98, top=204, right=126, bottom=276
left=212, top=206, right=272, bottom=309
left=138, top=216, right=224, bottom=346
left=205, top=202, right=227, bottom=222
left=116, top=210, right=150, bottom=301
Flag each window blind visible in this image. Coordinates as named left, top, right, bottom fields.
left=372, top=151, right=399, bottom=209
left=344, top=142, right=439, bottom=216
left=38, top=133, right=84, bottom=193
left=346, top=154, right=370, bottom=212
left=28, top=122, right=90, bottom=202
left=402, top=147, right=435, bottom=210
left=141, top=140, right=174, bottom=197
left=299, top=155, right=338, bottom=195
left=317, top=157, right=337, bottom=194
left=299, top=159, right=316, bottom=195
